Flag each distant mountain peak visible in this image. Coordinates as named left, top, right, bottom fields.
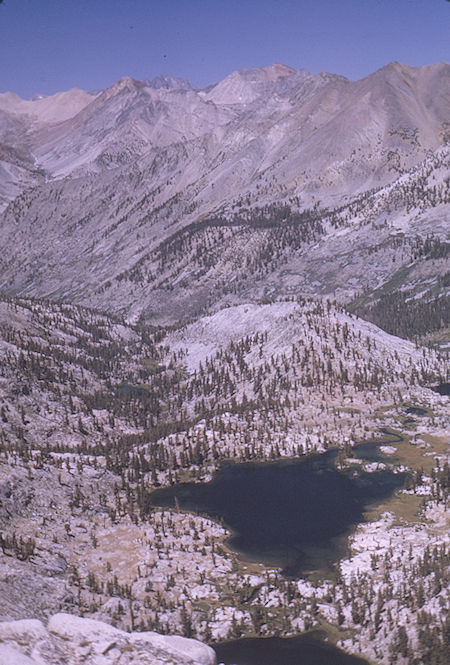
left=105, top=76, right=146, bottom=96
left=0, top=90, right=23, bottom=106
left=145, top=74, right=196, bottom=91
left=0, top=87, right=97, bottom=125
left=231, top=63, right=297, bottom=82
left=258, top=63, right=297, bottom=78
left=204, top=63, right=298, bottom=105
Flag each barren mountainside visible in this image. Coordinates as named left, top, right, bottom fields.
left=0, top=62, right=448, bottom=330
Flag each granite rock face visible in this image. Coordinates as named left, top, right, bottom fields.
left=0, top=614, right=216, bottom=665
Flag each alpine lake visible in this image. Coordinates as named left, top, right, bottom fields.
left=149, top=440, right=406, bottom=665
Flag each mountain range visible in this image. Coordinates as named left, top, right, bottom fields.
left=0, top=61, right=448, bottom=333
left=0, top=62, right=449, bottom=665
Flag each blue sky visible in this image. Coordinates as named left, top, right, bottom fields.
left=1, top=0, right=448, bottom=98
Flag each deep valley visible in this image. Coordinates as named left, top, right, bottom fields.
left=0, top=60, right=448, bottom=665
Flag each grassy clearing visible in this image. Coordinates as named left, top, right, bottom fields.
left=317, top=621, right=379, bottom=664
left=420, top=325, right=450, bottom=349
left=141, top=357, right=166, bottom=373
left=364, top=491, right=425, bottom=525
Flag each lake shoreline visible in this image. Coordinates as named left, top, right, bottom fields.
left=149, top=435, right=406, bottom=578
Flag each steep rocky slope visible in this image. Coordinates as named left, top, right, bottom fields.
left=0, top=62, right=448, bottom=332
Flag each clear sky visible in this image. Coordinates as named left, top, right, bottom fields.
left=0, top=0, right=448, bottom=98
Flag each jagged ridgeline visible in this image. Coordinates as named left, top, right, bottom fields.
left=0, top=63, right=448, bottom=338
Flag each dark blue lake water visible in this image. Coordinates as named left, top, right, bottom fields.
left=213, top=633, right=370, bottom=665
left=149, top=445, right=404, bottom=576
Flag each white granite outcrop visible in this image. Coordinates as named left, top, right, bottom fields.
left=0, top=613, right=216, bottom=665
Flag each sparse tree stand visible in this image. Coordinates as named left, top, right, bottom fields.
left=0, top=288, right=447, bottom=662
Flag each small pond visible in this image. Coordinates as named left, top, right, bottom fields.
left=213, top=633, right=371, bottom=665
left=431, top=382, right=450, bottom=396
